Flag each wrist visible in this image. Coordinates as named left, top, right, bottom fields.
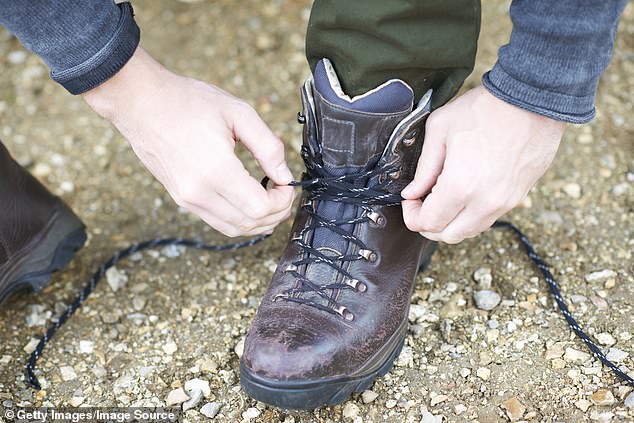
left=81, top=47, right=170, bottom=122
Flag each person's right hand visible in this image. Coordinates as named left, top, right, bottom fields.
left=82, top=47, right=295, bottom=237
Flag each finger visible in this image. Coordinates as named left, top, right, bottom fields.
left=228, top=102, right=293, bottom=185
left=214, top=155, right=278, bottom=219
left=401, top=112, right=448, bottom=199
left=419, top=205, right=498, bottom=244
left=264, top=184, right=296, bottom=215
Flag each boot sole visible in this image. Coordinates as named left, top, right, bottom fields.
left=0, top=203, right=86, bottom=305
left=240, top=241, right=438, bottom=410
left=240, top=324, right=406, bottom=410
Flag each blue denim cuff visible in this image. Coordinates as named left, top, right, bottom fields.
left=482, top=64, right=596, bottom=124
left=51, top=2, right=140, bottom=95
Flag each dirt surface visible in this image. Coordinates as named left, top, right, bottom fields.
left=0, top=1, right=633, bottom=422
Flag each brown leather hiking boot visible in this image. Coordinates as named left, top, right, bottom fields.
left=240, top=60, right=437, bottom=409
left=0, top=141, right=86, bottom=305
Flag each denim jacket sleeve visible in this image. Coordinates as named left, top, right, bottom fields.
left=482, top=0, right=627, bottom=124
left=0, top=0, right=140, bottom=95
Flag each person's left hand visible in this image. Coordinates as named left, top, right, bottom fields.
left=401, top=85, right=566, bottom=244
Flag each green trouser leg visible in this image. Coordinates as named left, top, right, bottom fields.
left=306, top=0, right=481, bottom=109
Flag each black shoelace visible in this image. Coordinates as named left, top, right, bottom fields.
left=24, top=178, right=633, bottom=392
left=272, top=146, right=402, bottom=321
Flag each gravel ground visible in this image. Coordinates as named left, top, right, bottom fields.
left=1, top=1, right=633, bottom=422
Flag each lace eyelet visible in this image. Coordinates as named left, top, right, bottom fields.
left=389, top=169, right=401, bottom=180
left=284, top=264, right=298, bottom=273
left=273, top=293, right=288, bottom=302
left=345, top=278, right=367, bottom=292
left=297, top=112, right=306, bottom=124
left=366, top=210, right=385, bottom=226
left=402, top=130, right=418, bottom=146
left=359, top=249, right=377, bottom=262
left=334, top=305, right=354, bottom=321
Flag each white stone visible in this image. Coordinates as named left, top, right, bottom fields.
left=242, top=407, right=261, bottom=420
left=182, top=388, right=203, bottom=411
left=60, top=366, right=77, bottom=381
left=473, top=290, right=501, bottom=311
left=420, top=407, right=443, bottom=423
left=455, top=404, right=467, bottom=415
left=563, top=183, right=581, bottom=199
left=162, top=342, right=178, bottom=355
left=395, top=345, right=414, bottom=367
left=69, top=397, right=85, bottom=407
left=584, top=269, right=617, bottom=283
left=162, top=244, right=186, bottom=258
left=362, top=390, right=379, bottom=404
left=624, top=392, right=634, bottom=408
left=460, top=368, right=472, bottom=378
left=342, top=403, right=360, bottom=419
left=78, top=340, right=94, bottom=354
left=473, top=268, right=493, bottom=288
left=200, top=402, right=222, bottom=418
left=563, top=347, right=591, bottom=362
left=430, top=393, right=449, bottom=406
left=165, top=388, right=189, bottom=406
left=596, top=332, right=616, bottom=346
left=234, top=337, right=245, bottom=358
left=575, top=398, right=591, bottom=412
left=476, top=367, right=491, bottom=381
left=105, top=267, right=128, bottom=292
left=184, top=378, right=211, bottom=398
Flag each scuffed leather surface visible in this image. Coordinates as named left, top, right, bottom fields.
left=0, top=142, right=57, bottom=266
left=242, top=83, right=434, bottom=382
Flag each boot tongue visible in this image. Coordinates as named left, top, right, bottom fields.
left=312, top=59, right=413, bottom=173
left=301, top=60, right=414, bottom=292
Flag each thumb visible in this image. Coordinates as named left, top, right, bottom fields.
left=229, top=102, right=293, bottom=185
left=401, top=112, right=448, bottom=199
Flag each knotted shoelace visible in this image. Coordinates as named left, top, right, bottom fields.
left=24, top=176, right=633, bottom=392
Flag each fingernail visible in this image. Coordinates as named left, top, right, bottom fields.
left=277, top=165, right=293, bottom=183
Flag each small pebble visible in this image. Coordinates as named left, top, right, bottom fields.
left=563, top=183, right=581, bottom=199
left=342, top=403, right=360, bottom=419
left=182, top=388, right=203, bottom=411
left=242, top=407, right=261, bottom=420
left=606, top=348, right=628, bottom=362
left=184, top=378, right=211, bottom=398
left=395, top=345, right=414, bottom=367
left=563, top=347, right=590, bottom=362
left=165, top=388, right=189, bottom=406
left=105, top=267, right=128, bottom=292
left=473, top=268, right=493, bottom=289
left=59, top=366, right=77, bottom=381
left=596, top=332, right=616, bottom=346
left=200, top=402, right=222, bottom=418
left=501, top=397, right=526, bottom=421
left=162, top=342, right=178, bottom=355
left=361, top=390, right=379, bottom=404
left=473, top=290, right=501, bottom=311
left=585, top=269, right=617, bottom=283
left=476, top=367, right=491, bottom=381
left=624, top=392, right=634, bottom=409
left=455, top=404, right=467, bottom=415
left=78, top=340, right=94, bottom=354
left=69, top=396, right=85, bottom=407
left=385, top=399, right=397, bottom=408
left=591, top=389, right=615, bottom=406
left=234, top=337, right=245, bottom=358
left=575, top=399, right=591, bottom=412
left=430, top=393, right=448, bottom=406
